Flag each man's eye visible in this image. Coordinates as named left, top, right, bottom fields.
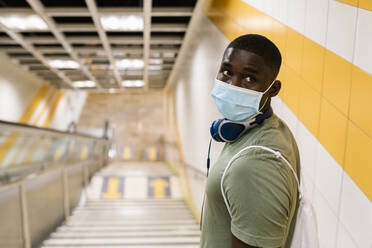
left=222, top=70, right=231, bottom=77
left=244, top=76, right=255, bottom=82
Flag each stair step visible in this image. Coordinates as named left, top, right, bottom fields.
left=51, top=230, right=200, bottom=238
left=58, top=225, right=199, bottom=232
left=42, top=245, right=199, bottom=248
left=43, top=237, right=200, bottom=246
left=67, top=219, right=197, bottom=226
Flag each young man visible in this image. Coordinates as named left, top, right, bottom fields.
left=200, top=34, right=301, bottom=248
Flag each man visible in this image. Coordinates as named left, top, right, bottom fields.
left=200, top=34, right=301, bottom=248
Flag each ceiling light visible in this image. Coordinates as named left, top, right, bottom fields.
left=121, top=80, right=144, bottom=87
left=116, top=59, right=144, bottom=70
left=49, top=60, right=80, bottom=69
left=148, top=65, right=162, bottom=71
left=163, top=52, right=175, bottom=58
left=152, top=52, right=161, bottom=58
left=100, top=15, right=143, bottom=31
left=149, top=59, right=163, bottom=65
left=72, top=80, right=96, bottom=88
left=125, top=70, right=142, bottom=76
left=0, top=14, right=48, bottom=31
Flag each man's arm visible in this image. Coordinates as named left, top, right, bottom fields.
left=224, top=151, right=294, bottom=248
left=232, top=233, right=259, bottom=248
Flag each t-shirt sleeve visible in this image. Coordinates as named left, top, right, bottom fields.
left=222, top=150, right=295, bottom=248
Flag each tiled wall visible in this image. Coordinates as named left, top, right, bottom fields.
left=202, top=0, right=372, bottom=247
left=77, top=92, right=165, bottom=161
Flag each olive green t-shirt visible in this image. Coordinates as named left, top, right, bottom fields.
left=200, top=113, right=301, bottom=248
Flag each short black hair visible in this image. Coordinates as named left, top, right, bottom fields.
left=227, top=34, right=282, bottom=76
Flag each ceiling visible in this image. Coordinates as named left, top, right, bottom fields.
left=0, top=0, right=197, bottom=91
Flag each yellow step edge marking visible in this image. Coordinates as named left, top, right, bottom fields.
left=149, top=177, right=169, bottom=198
left=103, top=177, right=122, bottom=199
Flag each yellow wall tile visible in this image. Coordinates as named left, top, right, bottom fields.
left=282, top=67, right=301, bottom=115
left=318, top=98, right=348, bottom=166
left=336, top=0, right=358, bottom=7
left=285, top=28, right=304, bottom=75
left=277, top=64, right=287, bottom=99
left=322, top=50, right=352, bottom=116
left=298, top=80, right=321, bottom=136
left=271, top=20, right=288, bottom=57
left=349, top=66, right=372, bottom=138
left=344, top=121, right=372, bottom=201
left=359, top=0, right=372, bottom=11
left=301, top=38, right=325, bottom=93
left=209, top=16, right=246, bottom=41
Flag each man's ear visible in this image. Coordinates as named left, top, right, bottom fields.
left=270, top=80, right=281, bottom=97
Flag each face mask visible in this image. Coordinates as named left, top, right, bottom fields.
left=211, top=79, right=275, bottom=122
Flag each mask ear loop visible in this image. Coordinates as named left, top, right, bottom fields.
left=258, top=80, right=276, bottom=113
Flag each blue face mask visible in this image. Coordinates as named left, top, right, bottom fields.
left=211, top=79, right=275, bottom=121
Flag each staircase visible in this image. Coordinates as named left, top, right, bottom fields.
left=41, top=162, right=200, bottom=247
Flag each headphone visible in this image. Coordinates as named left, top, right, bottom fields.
left=210, top=108, right=273, bottom=143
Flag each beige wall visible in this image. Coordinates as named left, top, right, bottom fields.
left=77, top=92, right=165, bottom=161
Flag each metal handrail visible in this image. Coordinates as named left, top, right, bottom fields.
left=0, top=120, right=107, bottom=140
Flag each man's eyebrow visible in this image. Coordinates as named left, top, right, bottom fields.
left=221, top=62, right=232, bottom=67
left=243, top=67, right=258, bottom=74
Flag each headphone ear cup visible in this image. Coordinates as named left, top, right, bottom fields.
left=219, top=122, right=246, bottom=142
left=210, top=119, right=225, bottom=142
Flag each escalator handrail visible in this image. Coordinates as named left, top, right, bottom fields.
left=0, top=120, right=107, bottom=140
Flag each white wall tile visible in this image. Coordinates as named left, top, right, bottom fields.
left=271, top=96, right=282, bottom=114
left=339, top=172, right=372, bottom=248
left=304, top=0, right=329, bottom=46
left=314, top=143, right=343, bottom=214
left=336, top=222, right=358, bottom=248
left=287, top=0, right=307, bottom=33
left=296, top=121, right=318, bottom=181
left=277, top=101, right=298, bottom=137
left=301, top=171, right=315, bottom=202
left=270, top=0, right=288, bottom=24
left=313, top=188, right=338, bottom=248
left=353, top=8, right=372, bottom=75
left=326, top=0, right=357, bottom=62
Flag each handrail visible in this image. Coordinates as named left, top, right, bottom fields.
left=0, top=120, right=107, bottom=140
left=185, top=161, right=207, bottom=177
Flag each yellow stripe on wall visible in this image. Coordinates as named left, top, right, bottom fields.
left=336, top=0, right=372, bottom=11
left=0, top=133, right=19, bottom=165
left=18, top=84, right=50, bottom=124
left=42, top=92, right=65, bottom=128
left=203, top=0, right=372, bottom=201
left=0, top=84, right=50, bottom=165
left=33, top=91, right=57, bottom=126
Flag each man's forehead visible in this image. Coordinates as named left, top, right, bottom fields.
left=222, top=47, right=265, bottom=69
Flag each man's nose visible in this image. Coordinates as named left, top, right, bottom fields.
left=230, top=76, right=241, bottom=87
